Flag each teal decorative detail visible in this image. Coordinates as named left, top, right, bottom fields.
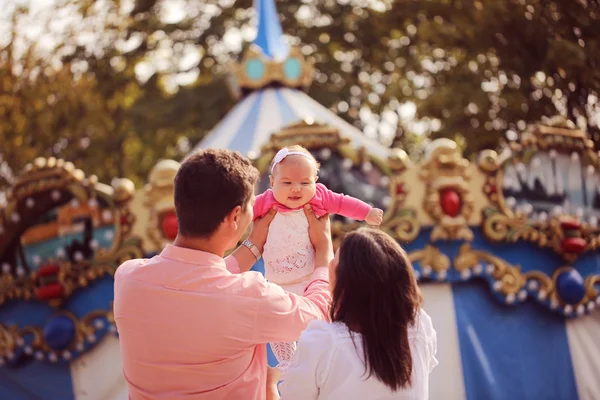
left=245, top=59, right=265, bottom=81
left=283, top=57, right=302, bottom=81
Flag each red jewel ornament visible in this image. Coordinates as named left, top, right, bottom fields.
left=161, top=211, right=178, bottom=240
left=37, top=283, right=64, bottom=300
left=440, top=189, right=462, bottom=217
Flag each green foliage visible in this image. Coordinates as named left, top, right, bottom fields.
left=1, top=0, right=599, bottom=189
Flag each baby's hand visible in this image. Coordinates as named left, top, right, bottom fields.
left=365, top=208, right=384, bottom=226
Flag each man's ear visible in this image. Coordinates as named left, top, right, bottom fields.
left=226, top=205, right=242, bottom=231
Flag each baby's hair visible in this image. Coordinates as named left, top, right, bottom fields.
left=269, top=145, right=321, bottom=174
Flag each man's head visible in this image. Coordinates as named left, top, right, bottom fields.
left=174, top=149, right=259, bottom=249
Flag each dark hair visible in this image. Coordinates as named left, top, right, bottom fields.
left=331, top=228, right=422, bottom=391
left=173, top=149, right=259, bottom=237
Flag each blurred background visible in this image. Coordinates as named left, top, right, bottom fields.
left=1, top=0, right=598, bottom=189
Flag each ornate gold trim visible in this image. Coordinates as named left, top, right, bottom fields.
left=229, top=46, right=314, bottom=97
left=0, top=307, right=116, bottom=365
left=453, top=243, right=600, bottom=315
left=0, top=158, right=142, bottom=307
left=479, top=122, right=600, bottom=262
left=421, top=139, right=474, bottom=241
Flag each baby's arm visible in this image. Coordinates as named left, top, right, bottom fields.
left=318, top=184, right=382, bottom=224
left=253, top=192, right=269, bottom=221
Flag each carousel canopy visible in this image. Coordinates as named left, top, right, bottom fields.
left=195, top=87, right=391, bottom=159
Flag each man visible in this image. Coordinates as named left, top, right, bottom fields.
left=114, top=149, right=334, bottom=399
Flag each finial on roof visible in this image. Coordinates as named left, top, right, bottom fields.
left=226, top=0, right=313, bottom=99
left=253, top=0, right=288, bottom=61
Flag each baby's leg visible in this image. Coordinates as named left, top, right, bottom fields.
left=271, top=341, right=297, bottom=370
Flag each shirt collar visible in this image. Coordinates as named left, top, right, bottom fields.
left=159, top=244, right=226, bottom=268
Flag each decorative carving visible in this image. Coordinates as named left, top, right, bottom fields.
left=479, top=120, right=600, bottom=262
left=408, top=245, right=451, bottom=280
left=144, top=160, right=181, bottom=249
left=0, top=307, right=117, bottom=366
left=229, top=46, right=314, bottom=98
left=421, top=139, right=474, bottom=241
left=0, top=158, right=142, bottom=307
left=453, top=243, right=600, bottom=316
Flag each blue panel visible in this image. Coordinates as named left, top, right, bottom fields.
left=227, top=91, right=265, bottom=155
left=250, top=259, right=280, bottom=367
left=0, top=361, right=74, bottom=400
left=252, top=0, right=288, bottom=60
left=274, top=90, right=301, bottom=125
left=452, top=280, right=578, bottom=400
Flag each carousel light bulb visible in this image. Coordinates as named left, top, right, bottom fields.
left=588, top=302, right=596, bottom=311
left=587, top=165, right=595, bottom=176
left=493, top=281, right=502, bottom=291
left=576, top=305, right=585, bottom=315
left=571, top=152, right=579, bottom=162
left=2, top=263, right=10, bottom=273
left=527, top=280, right=539, bottom=291
left=379, top=176, right=390, bottom=187
left=564, top=305, right=573, bottom=314
left=10, top=212, right=20, bottom=223
left=341, top=158, right=353, bottom=170
left=538, top=290, right=548, bottom=300
left=320, top=148, right=332, bottom=160
left=15, top=266, right=25, bottom=277
left=361, top=162, right=373, bottom=173
left=51, top=190, right=61, bottom=200
left=518, top=290, right=527, bottom=301
left=506, top=293, right=516, bottom=304
left=539, top=212, right=548, bottom=222
left=549, top=149, right=558, bottom=158
left=25, top=198, right=35, bottom=208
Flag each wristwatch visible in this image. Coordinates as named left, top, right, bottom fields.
left=242, top=239, right=262, bottom=261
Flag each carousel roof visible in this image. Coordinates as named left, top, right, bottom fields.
left=195, top=87, right=391, bottom=159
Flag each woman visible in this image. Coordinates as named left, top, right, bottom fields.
left=271, top=228, right=438, bottom=399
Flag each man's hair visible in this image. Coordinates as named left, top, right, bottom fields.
left=173, top=149, right=259, bottom=237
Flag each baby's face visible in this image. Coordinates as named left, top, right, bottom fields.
left=270, top=155, right=317, bottom=209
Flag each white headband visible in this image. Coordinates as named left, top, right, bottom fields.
left=270, top=148, right=314, bottom=174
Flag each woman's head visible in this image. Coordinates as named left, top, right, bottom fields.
left=330, top=228, right=422, bottom=391
left=269, top=145, right=320, bottom=209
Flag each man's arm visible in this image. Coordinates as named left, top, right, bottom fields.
left=228, top=208, right=277, bottom=273
left=252, top=267, right=331, bottom=343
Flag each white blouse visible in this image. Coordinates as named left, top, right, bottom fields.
left=279, top=309, right=438, bottom=400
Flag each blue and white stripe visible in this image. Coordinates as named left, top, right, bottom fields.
left=196, top=87, right=391, bottom=159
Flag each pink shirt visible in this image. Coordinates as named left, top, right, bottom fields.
left=253, top=183, right=371, bottom=221
left=113, top=244, right=331, bottom=399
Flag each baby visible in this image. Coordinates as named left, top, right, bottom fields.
left=253, top=145, right=383, bottom=370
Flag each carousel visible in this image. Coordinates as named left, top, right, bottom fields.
left=1, top=0, right=599, bottom=399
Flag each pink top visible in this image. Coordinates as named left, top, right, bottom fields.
left=114, top=244, right=331, bottom=399
left=253, top=183, right=371, bottom=221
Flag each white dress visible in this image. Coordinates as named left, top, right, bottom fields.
left=263, top=210, right=316, bottom=366
left=279, top=309, right=439, bottom=400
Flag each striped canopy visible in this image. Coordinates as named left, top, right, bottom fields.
left=195, top=87, right=391, bottom=160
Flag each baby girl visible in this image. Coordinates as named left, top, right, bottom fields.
left=253, top=145, right=383, bottom=369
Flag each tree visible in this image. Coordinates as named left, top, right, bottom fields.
left=2, top=0, right=599, bottom=189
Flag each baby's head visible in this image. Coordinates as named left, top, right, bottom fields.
left=269, top=145, right=320, bottom=208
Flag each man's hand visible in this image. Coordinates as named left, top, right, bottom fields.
left=303, top=205, right=333, bottom=268
left=248, top=208, right=277, bottom=253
